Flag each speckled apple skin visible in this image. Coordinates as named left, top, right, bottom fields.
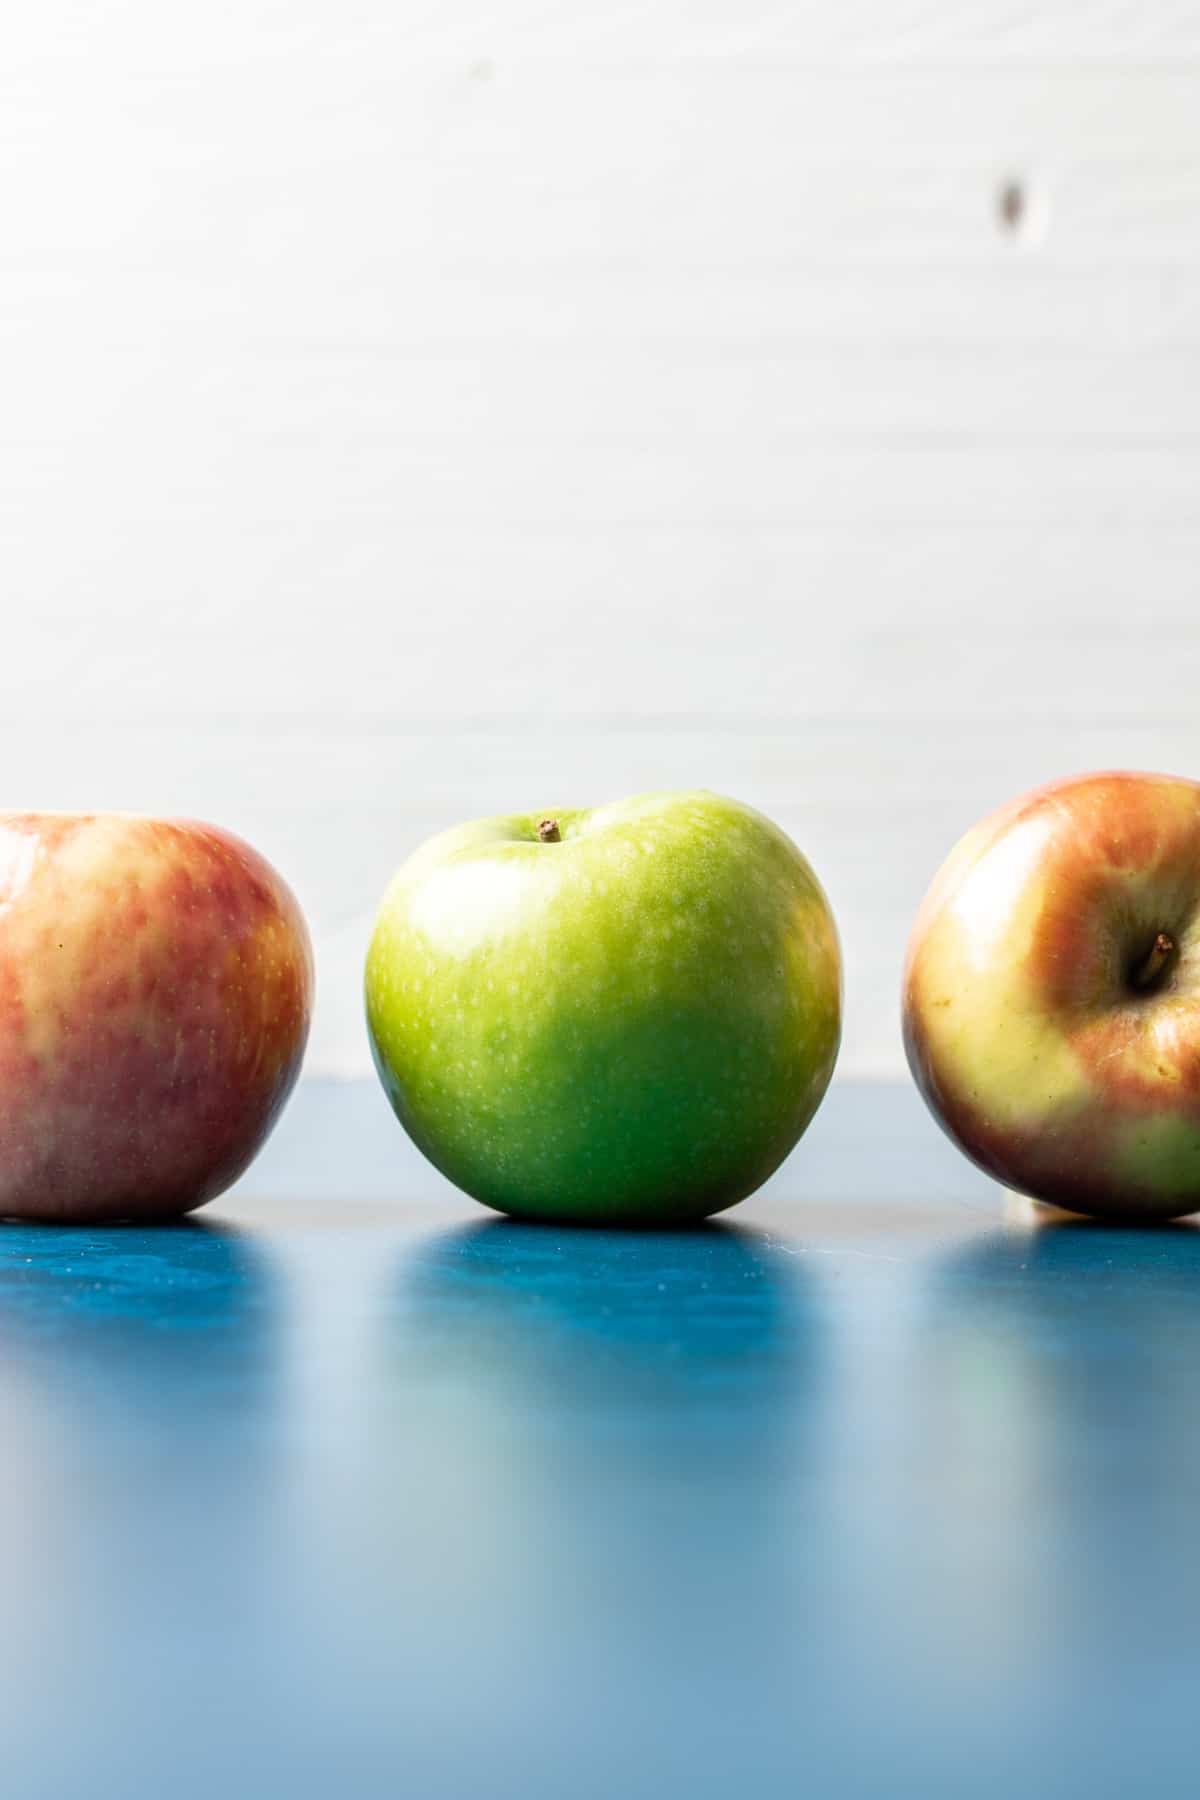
left=365, top=790, right=841, bottom=1224
left=904, top=770, right=1200, bottom=1221
left=0, top=814, right=312, bottom=1220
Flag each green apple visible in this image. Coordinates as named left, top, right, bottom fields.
left=365, top=790, right=841, bottom=1224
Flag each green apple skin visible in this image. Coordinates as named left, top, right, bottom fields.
left=365, top=791, right=841, bottom=1224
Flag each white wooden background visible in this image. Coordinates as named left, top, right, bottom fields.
left=3, top=2, right=1199, bottom=1079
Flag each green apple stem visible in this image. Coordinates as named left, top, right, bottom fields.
left=537, top=818, right=561, bottom=843
left=1131, top=931, right=1175, bottom=992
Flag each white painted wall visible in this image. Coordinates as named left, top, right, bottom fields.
left=3, top=3, right=1199, bottom=1078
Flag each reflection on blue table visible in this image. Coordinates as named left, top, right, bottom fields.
left=358, top=1223, right=821, bottom=1795
left=919, top=1223, right=1200, bottom=1742
left=0, top=1221, right=274, bottom=1408
left=0, top=1225, right=284, bottom=1794
left=0, top=1206, right=1197, bottom=1797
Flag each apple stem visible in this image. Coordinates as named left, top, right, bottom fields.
left=536, top=818, right=561, bottom=843
left=1131, top=931, right=1175, bottom=992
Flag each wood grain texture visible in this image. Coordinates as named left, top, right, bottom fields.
left=2, top=2, right=1198, bottom=1077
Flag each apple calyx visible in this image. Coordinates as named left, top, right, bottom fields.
left=1129, top=931, right=1176, bottom=995
left=536, top=818, right=561, bottom=843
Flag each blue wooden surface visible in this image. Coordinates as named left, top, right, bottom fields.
left=1, top=1081, right=1198, bottom=1797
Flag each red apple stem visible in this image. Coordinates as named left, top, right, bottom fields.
left=536, top=818, right=561, bottom=843
left=1131, top=931, right=1175, bottom=992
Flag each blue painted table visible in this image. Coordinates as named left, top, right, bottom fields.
left=2, top=1082, right=1198, bottom=1798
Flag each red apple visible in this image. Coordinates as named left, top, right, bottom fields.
left=0, top=814, right=312, bottom=1220
left=903, top=771, right=1200, bottom=1221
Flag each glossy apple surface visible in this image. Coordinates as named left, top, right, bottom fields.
left=904, top=770, right=1200, bottom=1220
left=366, top=790, right=841, bottom=1224
left=0, top=814, right=312, bottom=1220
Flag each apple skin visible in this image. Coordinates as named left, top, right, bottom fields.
left=0, top=814, right=312, bottom=1220
left=903, top=770, right=1200, bottom=1221
left=365, top=790, right=841, bottom=1224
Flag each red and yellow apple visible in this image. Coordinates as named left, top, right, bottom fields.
left=0, top=814, right=312, bottom=1220
left=904, top=771, right=1200, bottom=1220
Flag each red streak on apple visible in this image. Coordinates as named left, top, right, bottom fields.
left=904, top=771, right=1200, bottom=1219
left=0, top=814, right=312, bottom=1220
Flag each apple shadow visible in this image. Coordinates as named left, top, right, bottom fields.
left=1003, top=1189, right=1200, bottom=1231
left=385, top=1215, right=822, bottom=1476
left=0, top=1220, right=302, bottom=1799
left=0, top=1217, right=281, bottom=1438
left=924, top=1206, right=1200, bottom=1425
left=909, top=1208, right=1200, bottom=1709
left=370, top=1217, right=825, bottom=1734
